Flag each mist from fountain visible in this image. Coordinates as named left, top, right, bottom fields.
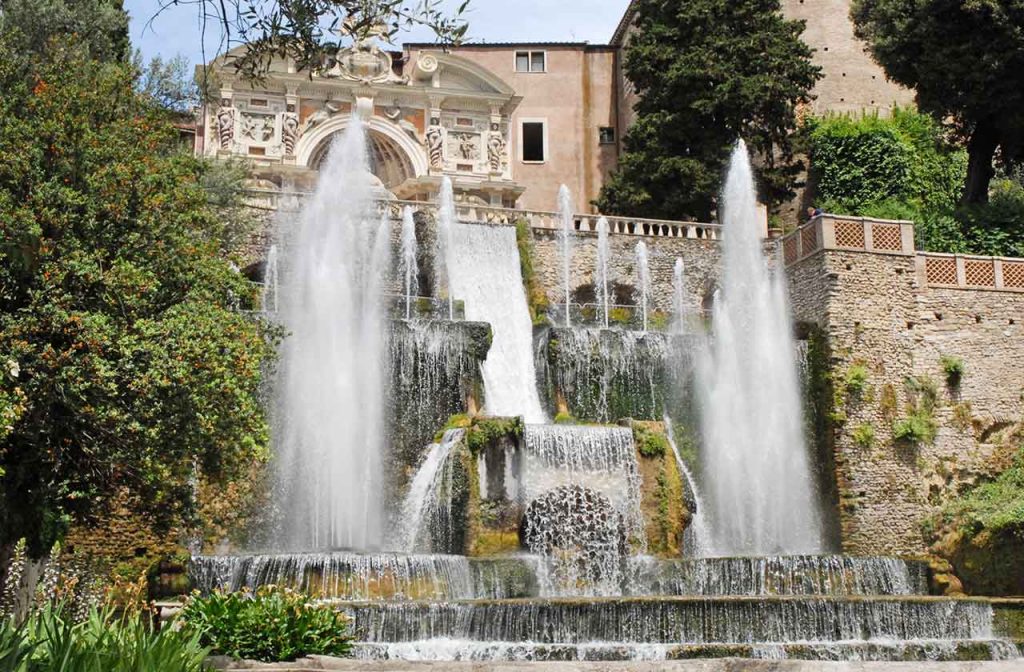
left=695, top=141, right=824, bottom=555
left=672, top=258, right=687, bottom=334
left=261, top=243, right=279, bottom=315
left=595, top=216, right=610, bottom=329
left=636, top=241, right=651, bottom=331
left=437, top=176, right=456, bottom=320
left=558, top=185, right=573, bottom=327
left=400, top=206, right=418, bottom=320
left=271, top=120, right=390, bottom=551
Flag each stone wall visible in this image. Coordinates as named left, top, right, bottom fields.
left=788, top=249, right=1024, bottom=557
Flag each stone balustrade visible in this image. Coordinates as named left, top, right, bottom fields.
left=241, top=189, right=721, bottom=241
left=917, top=253, right=1024, bottom=292
left=780, top=214, right=916, bottom=266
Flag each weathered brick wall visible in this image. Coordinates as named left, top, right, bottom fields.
left=789, top=249, right=1024, bottom=556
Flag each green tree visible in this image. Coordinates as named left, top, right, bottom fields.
left=0, top=0, right=130, bottom=62
left=159, top=0, right=469, bottom=80
left=0, top=37, right=278, bottom=555
left=596, top=0, right=821, bottom=221
left=851, top=0, right=1024, bottom=204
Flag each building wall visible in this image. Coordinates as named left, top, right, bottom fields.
left=780, top=0, right=915, bottom=116
left=788, top=249, right=1024, bottom=555
left=434, top=45, right=620, bottom=213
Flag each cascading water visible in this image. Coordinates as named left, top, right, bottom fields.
left=448, top=223, right=546, bottom=422
left=696, top=141, right=824, bottom=555
left=595, top=216, right=610, bottom=329
left=271, top=120, right=389, bottom=551
left=437, top=177, right=456, bottom=320
left=558, top=185, right=573, bottom=327
left=261, top=243, right=279, bottom=314
left=663, top=416, right=712, bottom=557
left=399, top=206, right=418, bottom=320
left=395, top=430, right=465, bottom=552
left=635, top=241, right=651, bottom=331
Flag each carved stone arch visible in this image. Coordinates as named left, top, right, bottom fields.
left=295, top=115, right=429, bottom=190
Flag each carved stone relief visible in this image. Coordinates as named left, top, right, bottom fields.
left=216, top=106, right=235, bottom=150
left=449, top=132, right=480, bottom=162
left=240, top=113, right=276, bottom=143
left=425, top=120, right=444, bottom=169
left=282, top=113, right=299, bottom=155
left=487, top=131, right=507, bottom=173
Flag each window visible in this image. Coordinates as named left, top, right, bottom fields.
left=515, top=50, right=546, bottom=73
left=599, top=127, right=616, bottom=145
left=520, top=120, right=546, bottom=162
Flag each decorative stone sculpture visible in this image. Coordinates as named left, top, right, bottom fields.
left=216, top=106, right=234, bottom=149
left=241, top=113, right=275, bottom=142
left=487, top=132, right=506, bottom=173
left=282, top=112, right=299, bottom=155
left=301, top=102, right=339, bottom=135
left=426, top=123, right=444, bottom=169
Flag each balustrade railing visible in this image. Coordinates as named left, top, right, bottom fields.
left=780, top=214, right=916, bottom=266
left=240, top=189, right=721, bottom=241
left=917, top=253, right=1024, bottom=292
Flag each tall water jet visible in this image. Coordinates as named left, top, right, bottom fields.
left=399, top=206, right=418, bottom=320
left=261, top=243, right=279, bottom=315
left=664, top=416, right=712, bottom=557
left=696, top=141, right=823, bottom=555
left=449, top=223, right=546, bottom=422
left=272, top=120, right=390, bottom=551
left=437, top=177, right=456, bottom=320
left=671, top=258, right=687, bottom=334
left=595, top=216, right=610, bottom=329
left=558, top=185, right=573, bottom=327
left=636, top=242, right=651, bottom=331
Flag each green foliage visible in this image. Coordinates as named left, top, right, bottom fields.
left=553, top=412, right=577, bottom=425
left=892, top=376, right=938, bottom=446
left=0, top=603, right=208, bottom=671
left=851, top=423, right=876, bottom=449
left=596, top=0, right=821, bottom=220
left=844, top=363, right=870, bottom=397
left=181, top=586, right=352, bottom=662
left=851, top=0, right=1024, bottom=204
left=514, top=220, right=549, bottom=325
left=940, top=447, right=1024, bottom=536
left=954, top=177, right=1024, bottom=258
left=465, top=417, right=523, bottom=455
left=0, top=36, right=279, bottom=553
left=0, top=0, right=130, bottom=63
left=633, top=422, right=669, bottom=459
left=133, top=53, right=198, bottom=114
left=940, top=355, right=965, bottom=387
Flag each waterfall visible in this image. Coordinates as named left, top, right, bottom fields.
left=595, top=216, right=610, bottom=329
left=558, top=185, right=573, bottom=327
left=261, top=243, right=279, bottom=314
left=636, top=242, right=651, bottom=331
left=400, top=206, right=418, bottom=320
left=696, top=141, right=824, bottom=555
left=663, top=416, right=713, bottom=557
left=437, top=177, right=456, bottom=320
left=396, top=429, right=465, bottom=552
left=449, top=223, right=546, bottom=422
left=271, top=121, right=389, bottom=551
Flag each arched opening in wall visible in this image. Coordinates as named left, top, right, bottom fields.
left=309, top=129, right=415, bottom=191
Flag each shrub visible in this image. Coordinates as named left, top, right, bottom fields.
left=940, top=446, right=1024, bottom=536
left=633, top=422, right=669, bottom=459
left=553, top=412, right=577, bottom=425
left=844, top=363, right=870, bottom=397
left=940, top=355, right=965, bottom=387
left=893, top=414, right=937, bottom=445
left=852, top=423, right=876, bottom=449
left=892, top=376, right=939, bottom=446
left=180, top=586, right=352, bottom=662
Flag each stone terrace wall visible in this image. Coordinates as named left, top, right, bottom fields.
left=789, top=248, right=1024, bottom=556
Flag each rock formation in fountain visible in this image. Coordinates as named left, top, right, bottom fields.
left=696, top=141, right=824, bottom=555
left=270, top=120, right=390, bottom=551
left=449, top=223, right=546, bottom=422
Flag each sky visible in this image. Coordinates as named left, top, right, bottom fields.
left=125, top=0, right=629, bottom=67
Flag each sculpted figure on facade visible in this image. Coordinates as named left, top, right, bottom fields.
left=282, top=112, right=299, bottom=155
left=241, top=113, right=275, bottom=142
left=302, top=101, right=340, bottom=135
left=487, top=131, right=506, bottom=173
left=216, top=106, right=235, bottom=149
left=455, top=132, right=479, bottom=160
left=425, top=122, right=444, bottom=169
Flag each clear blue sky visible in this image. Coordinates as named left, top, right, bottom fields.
left=125, top=0, right=628, bottom=67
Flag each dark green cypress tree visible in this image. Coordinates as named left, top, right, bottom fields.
left=596, top=0, right=821, bottom=221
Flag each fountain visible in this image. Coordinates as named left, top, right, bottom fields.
left=437, top=176, right=456, bottom=320
left=664, top=416, right=712, bottom=557
left=399, top=206, right=418, bottom=320
left=270, top=119, right=390, bottom=551
left=635, top=241, right=651, bottom=331
left=595, top=216, right=610, bottom=329
left=558, top=184, right=573, bottom=327
left=261, top=243, right=279, bottom=314
left=672, top=257, right=687, bottom=334
left=696, top=141, right=824, bottom=555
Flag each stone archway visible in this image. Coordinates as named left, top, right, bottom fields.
left=308, top=129, right=417, bottom=190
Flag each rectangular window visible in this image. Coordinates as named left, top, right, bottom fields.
left=521, top=121, right=546, bottom=162
left=515, top=50, right=546, bottom=73
left=599, top=127, right=616, bottom=145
